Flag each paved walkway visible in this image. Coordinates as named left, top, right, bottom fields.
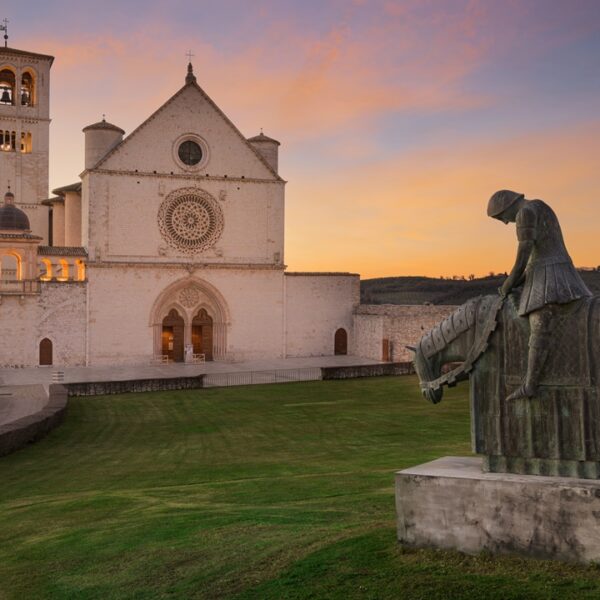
left=0, top=356, right=383, bottom=427
left=0, top=355, right=382, bottom=387
left=0, top=385, right=48, bottom=428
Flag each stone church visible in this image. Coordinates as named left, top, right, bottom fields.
left=0, top=43, right=359, bottom=367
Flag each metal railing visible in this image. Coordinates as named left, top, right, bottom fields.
left=0, top=279, right=41, bottom=294
left=203, top=367, right=322, bottom=388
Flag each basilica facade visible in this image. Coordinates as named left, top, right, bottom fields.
left=0, top=45, right=358, bottom=367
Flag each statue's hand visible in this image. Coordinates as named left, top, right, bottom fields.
left=499, top=280, right=513, bottom=299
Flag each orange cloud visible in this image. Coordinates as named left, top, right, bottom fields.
left=285, top=121, right=600, bottom=278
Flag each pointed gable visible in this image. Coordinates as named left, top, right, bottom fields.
left=95, top=81, right=281, bottom=181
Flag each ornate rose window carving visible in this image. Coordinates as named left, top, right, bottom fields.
left=158, top=188, right=224, bottom=254
left=178, top=286, right=201, bottom=308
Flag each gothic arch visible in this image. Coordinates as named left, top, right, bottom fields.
left=0, top=250, right=22, bottom=280
left=149, top=277, right=230, bottom=360
left=0, top=66, right=16, bottom=105
left=20, top=67, right=36, bottom=106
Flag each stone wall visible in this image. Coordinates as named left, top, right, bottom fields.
left=65, top=375, right=205, bottom=396
left=86, top=265, right=287, bottom=365
left=285, top=273, right=360, bottom=357
left=0, top=282, right=87, bottom=367
left=0, top=384, right=67, bottom=457
left=353, top=304, right=459, bottom=362
left=322, top=362, right=414, bottom=380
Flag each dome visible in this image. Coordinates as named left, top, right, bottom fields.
left=82, top=118, right=125, bottom=134
left=0, top=189, right=30, bottom=231
left=0, top=204, right=30, bottom=230
left=247, top=132, right=280, bottom=145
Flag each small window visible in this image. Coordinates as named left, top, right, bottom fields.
left=1, top=130, right=16, bottom=152
left=57, top=259, right=69, bottom=281
left=20, top=131, right=32, bottom=153
left=75, top=259, right=86, bottom=281
left=178, top=140, right=203, bottom=165
left=40, top=258, right=52, bottom=281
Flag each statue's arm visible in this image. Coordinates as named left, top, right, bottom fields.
left=500, top=240, right=533, bottom=297
left=500, top=206, right=536, bottom=297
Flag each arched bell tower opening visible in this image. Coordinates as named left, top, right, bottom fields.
left=20, top=70, right=34, bottom=106
left=0, top=67, right=15, bottom=105
left=150, top=278, right=229, bottom=362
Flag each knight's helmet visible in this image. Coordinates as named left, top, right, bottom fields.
left=487, top=190, right=524, bottom=218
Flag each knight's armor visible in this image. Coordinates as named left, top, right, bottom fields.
left=516, top=200, right=591, bottom=316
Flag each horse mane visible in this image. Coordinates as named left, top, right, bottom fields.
left=417, top=294, right=504, bottom=394
left=419, top=296, right=480, bottom=359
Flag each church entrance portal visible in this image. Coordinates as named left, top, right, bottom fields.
left=192, top=308, right=213, bottom=361
left=162, top=309, right=185, bottom=362
left=151, top=279, right=229, bottom=362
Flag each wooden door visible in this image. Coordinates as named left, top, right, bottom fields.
left=162, top=309, right=185, bottom=362
left=192, top=309, right=213, bottom=360
left=334, top=328, right=348, bottom=355
left=39, top=338, right=52, bottom=366
left=382, top=338, right=391, bottom=362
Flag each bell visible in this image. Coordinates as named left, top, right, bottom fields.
left=0, top=89, right=10, bottom=103
left=21, top=92, right=29, bottom=106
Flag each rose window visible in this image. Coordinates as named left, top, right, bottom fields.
left=158, top=188, right=224, bottom=253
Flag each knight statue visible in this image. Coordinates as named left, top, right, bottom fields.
left=487, top=190, right=592, bottom=400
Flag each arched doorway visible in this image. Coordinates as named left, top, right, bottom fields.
left=162, top=309, right=185, bottom=362
left=192, top=308, right=213, bottom=361
left=39, top=338, right=52, bottom=366
left=150, top=278, right=230, bottom=361
left=334, top=328, right=348, bottom=355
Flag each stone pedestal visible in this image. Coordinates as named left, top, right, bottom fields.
left=396, top=456, right=600, bottom=563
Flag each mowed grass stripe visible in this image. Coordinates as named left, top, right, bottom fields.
left=1, top=376, right=599, bottom=599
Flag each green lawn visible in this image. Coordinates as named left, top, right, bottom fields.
left=1, top=376, right=600, bottom=599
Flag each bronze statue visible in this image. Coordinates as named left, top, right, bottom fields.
left=487, top=190, right=592, bottom=400
left=411, top=191, right=599, bottom=478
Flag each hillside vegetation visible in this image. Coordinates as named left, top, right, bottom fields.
left=361, top=270, right=600, bottom=306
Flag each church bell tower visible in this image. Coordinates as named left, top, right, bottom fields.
left=0, top=25, right=53, bottom=242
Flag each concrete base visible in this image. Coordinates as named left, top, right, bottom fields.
left=396, top=456, right=600, bottom=563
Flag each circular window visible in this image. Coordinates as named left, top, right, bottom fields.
left=173, top=134, right=209, bottom=171
left=158, top=188, right=224, bottom=254
left=178, top=140, right=203, bottom=166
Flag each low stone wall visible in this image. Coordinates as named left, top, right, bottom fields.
left=321, top=362, right=414, bottom=380
left=65, top=375, right=206, bottom=397
left=0, top=384, right=68, bottom=457
left=353, top=304, right=459, bottom=362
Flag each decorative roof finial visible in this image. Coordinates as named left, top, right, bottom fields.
left=1, top=18, right=8, bottom=48
left=5, top=182, right=14, bottom=205
left=185, top=50, right=196, bottom=84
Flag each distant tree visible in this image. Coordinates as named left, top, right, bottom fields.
left=488, top=271, right=495, bottom=277
left=468, top=274, right=475, bottom=281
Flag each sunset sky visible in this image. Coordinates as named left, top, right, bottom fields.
left=7, top=0, right=600, bottom=278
